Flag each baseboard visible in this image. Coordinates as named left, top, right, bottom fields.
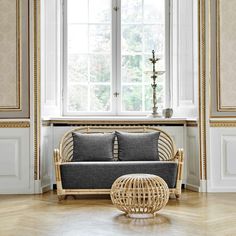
left=41, top=184, right=51, bottom=193
left=185, top=183, right=200, bottom=192
left=199, top=180, right=207, bottom=192
left=34, top=180, right=42, bottom=194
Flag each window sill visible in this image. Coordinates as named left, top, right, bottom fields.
left=42, top=116, right=197, bottom=126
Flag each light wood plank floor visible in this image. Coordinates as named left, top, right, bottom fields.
left=0, top=190, right=236, bottom=236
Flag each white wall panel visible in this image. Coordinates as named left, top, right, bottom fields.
left=172, top=0, right=198, bottom=117
left=0, top=139, right=19, bottom=176
left=186, top=127, right=200, bottom=190
left=0, top=128, right=32, bottom=193
left=209, top=128, right=236, bottom=192
left=41, top=126, right=53, bottom=191
left=41, top=0, right=61, bottom=116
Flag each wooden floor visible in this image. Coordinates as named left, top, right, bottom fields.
left=0, top=190, right=236, bottom=236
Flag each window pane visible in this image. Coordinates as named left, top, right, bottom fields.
left=68, top=0, right=88, bottom=23
left=68, top=84, right=88, bottom=112
left=68, top=54, right=88, bottom=83
left=121, top=25, right=142, bottom=53
left=121, top=0, right=166, bottom=112
left=145, top=85, right=152, bottom=111
left=122, top=85, right=142, bottom=111
left=66, top=0, right=166, bottom=115
left=90, top=85, right=111, bottom=111
left=122, top=55, right=142, bottom=83
left=66, top=0, right=112, bottom=114
left=121, top=0, right=142, bottom=23
left=89, top=0, right=111, bottom=23
left=90, top=55, right=111, bottom=82
left=89, top=25, right=111, bottom=52
left=144, top=0, right=165, bottom=24
left=143, top=25, right=165, bottom=54
left=68, top=25, right=88, bottom=54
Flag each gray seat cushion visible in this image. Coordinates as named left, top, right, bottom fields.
left=72, top=132, right=115, bottom=162
left=115, top=131, right=160, bottom=161
left=60, top=161, right=178, bottom=189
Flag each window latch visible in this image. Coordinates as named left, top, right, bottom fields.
left=113, top=6, right=119, bottom=11
left=113, top=92, right=119, bottom=97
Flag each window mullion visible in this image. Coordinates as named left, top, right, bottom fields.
left=142, top=0, right=145, bottom=112
left=165, top=0, right=171, bottom=108
left=88, top=0, right=91, bottom=112
left=63, top=0, right=68, bottom=115
left=112, top=0, right=117, bottom=115
left=115, top=0, right=121, bottom=115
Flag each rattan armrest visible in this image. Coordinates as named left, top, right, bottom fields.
left=54, top=148, right=62, bottom=164
left=174, top=148, right=184, bottom=180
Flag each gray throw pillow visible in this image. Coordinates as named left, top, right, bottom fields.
left=72, top=132, right=115, bottom=162
left=116, top=131, right=160, bottom=161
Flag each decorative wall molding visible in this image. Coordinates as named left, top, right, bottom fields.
left=34, top=0, right=41, bottom=180
left=0, top=121, right=30, bottom=128
left=210, top=120, right=236, bottom=127
left=216, top=0, right=236, bottom=111
left=198, top=0, right=207, bottom=181
left=0, top=0, right=21, bottom=111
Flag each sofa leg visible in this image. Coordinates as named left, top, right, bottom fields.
left=175, top=193, right=180, bottom=199
left=58, top=195, right=66, bottom=201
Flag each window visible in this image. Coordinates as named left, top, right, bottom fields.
left=63, top=0, right=168, bottom=115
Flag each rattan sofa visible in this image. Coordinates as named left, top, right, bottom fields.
left=54, top=126, right=184, bottom=200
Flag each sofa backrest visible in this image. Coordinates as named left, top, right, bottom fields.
left=59, top=126, right=177, bottom=162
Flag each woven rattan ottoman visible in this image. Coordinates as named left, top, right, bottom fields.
left=110, top=174, right=169, bottom=218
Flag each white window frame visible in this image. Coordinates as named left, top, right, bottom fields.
left=62, top=0, right=171, bottom=116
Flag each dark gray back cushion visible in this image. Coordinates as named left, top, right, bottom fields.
left=116, top=131, right=160, bottom=161
left=72, top=132, right=115, bottom=162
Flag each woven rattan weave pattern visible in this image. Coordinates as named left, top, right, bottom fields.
left=110, top=174, right=169, bottom=218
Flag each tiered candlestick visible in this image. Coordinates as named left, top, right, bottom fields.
left=147, top=50, right=165, bottom=118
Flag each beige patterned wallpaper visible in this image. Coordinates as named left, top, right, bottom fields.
left=0, top=0, right=29, bottom=118
left=218, top=0, right=236, bottom=110
left=0, top=0, right=19, bottom=109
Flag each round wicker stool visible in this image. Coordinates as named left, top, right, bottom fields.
left=110, top=174, right=169, bottom=218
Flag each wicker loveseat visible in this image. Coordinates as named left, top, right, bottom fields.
left=54, top=126, right=184, bottom=200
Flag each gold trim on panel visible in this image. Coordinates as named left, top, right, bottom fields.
left=0, top=0, right=22, bottom=111
left=198, top=0, right=207, bottom=180
left=210, top=114, right=236, bottom=118
left=210, top=120, right=236, bottom=127
left=216, top=0, right=236, bottom=111
left=34, top=0, right=41, bottom=180
left=0, top=121, right=30, bottom=128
